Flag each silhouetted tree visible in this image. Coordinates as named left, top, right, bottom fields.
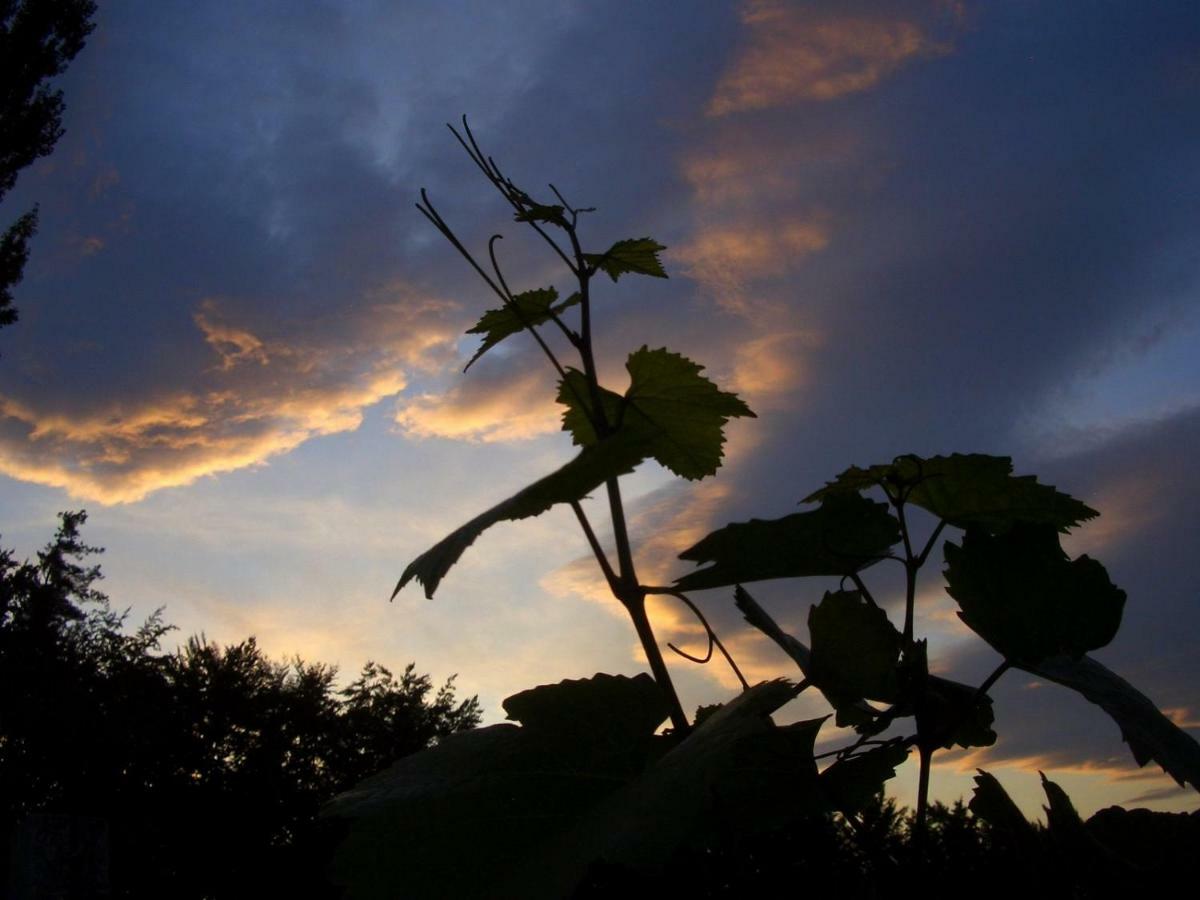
left=0, top=0, right=97, bottom=331
left=0, top=513, right=481, bottom=898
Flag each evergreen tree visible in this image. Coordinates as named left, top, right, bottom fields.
left=0, top=0, right=97, bottom=330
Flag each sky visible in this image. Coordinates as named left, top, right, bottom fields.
left=2, top=0, right=1199, bottom=818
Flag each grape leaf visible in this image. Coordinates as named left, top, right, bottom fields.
left=675, top=493, right=900, bottom=591
left=806, top=454, right=1098, bottom=534
left=919, top=675, right=997, bottom=750
left=394, top=428, right=654, bottom=599
left=514, top=203, right=567, bottom=227
left=584, top=237, right=668, bottom=281
left=969, top=770, right=1039, bottom=848
left=819, top=741, right=910, bottom=816
left=464, top=287, right=581, bottom=371
left=808, top=590, right=901, bottom=720
left=514, top=680, right=820, bottom=894
left=558, top=346, right=755, bottom=480
left=944, top=524, right=1126, bottom=663
left=503, top=673, right=668, bottom=746
left=735, top=585, right=811, bottom=672
left=325, top=673, right=669, bottom=900
left=556, top=368, right=622, bottom=445
left=1021, top=654, right=1200, bottom=791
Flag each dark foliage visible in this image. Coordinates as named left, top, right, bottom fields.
left=0, top=0, right=97, bottom=329
left=0, top=512, right=480, bottom=898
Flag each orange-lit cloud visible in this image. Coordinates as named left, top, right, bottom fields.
left=0, top=287, right=460, bottom=503
left=394, top=365, right=562, bottom=443
left=709, top=1, right=946, bottom=116
left=672, top=219, right=830, bottom=314
left=194, top=301, right=270, bottom=370
left=728, top=329, right=821, bottom=409
left=1061, top=469, right=1166, bottom=557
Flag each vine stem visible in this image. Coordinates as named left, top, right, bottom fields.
left=893, top=498, right=919, bottom=648
left=436, top=120, right=691, bottom=735
left=914, top=744, right=934, bottom=852
left=644, top=586, right=749, bottom=691
left=975, top=660, right=1011, bottom=701
left=569, top=501, right=618, bottom=593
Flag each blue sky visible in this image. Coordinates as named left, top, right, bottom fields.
left=2, top=0, right=1198, bottom=817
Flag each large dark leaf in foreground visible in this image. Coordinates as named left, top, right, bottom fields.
left=675, top=494, right=899, bottom=591
left=324, top=673, right=667, bottom=900
left=326, top=677, right=829, bottom=899
left=516, top=680, right=823, bottom=896
left=944, top=524, right=1125, bottom=663
left=1020, top=654, right=1200, bottom=792
left=806, top=454, right=1097, bottom=534
left=808, top=590, right=901, bottom=723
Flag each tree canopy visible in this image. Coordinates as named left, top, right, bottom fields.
left=0, top=512, right=480, bottom=898
left=0, top=0, right=97, bottom=330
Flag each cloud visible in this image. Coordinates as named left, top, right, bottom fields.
left=394, top=363, right=562, bottom=443
left=194, top=301, right=270, bottom=370
left=708, top=1, right=947, bottom=116
left=673, top=220, right=831, bottom=314
left=0, top=288, right=460, bottom=503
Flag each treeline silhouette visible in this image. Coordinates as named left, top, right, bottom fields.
left=0, top=512, right=480, bottom=898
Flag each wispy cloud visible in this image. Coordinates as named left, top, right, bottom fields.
left=708, top=1, right=948, bottom=116
left=394, top=364, right=561, bottom=443
left=0, top=288, right=460, bottom=503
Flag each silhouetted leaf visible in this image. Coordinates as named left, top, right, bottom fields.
left=514, top=203, right=567, bottom=227
left=516, top=681, right=821, bottom=895
left=464, top=287, right=581, bottom=371
left=326, top=673, right=670, bottom=900
left=969, top=770, right=1038, bottom=844
left=675, top=494, right=899, bottom=591
left=819, top=741, right=909, bottom=815
left=735, top=585, right=811, bottom=673
left=559, top=346, right=755, bottom=480
left=1021, top=654, right=1200, bottom=791
left=806, top=454, right=1098, bottom=534
left=394, top=428, right=653, bottom=599
left=503, top=672, right=667, bottom=746
left=921, top=675, right=997, bottom=750
left=735, top=586, right=884, bottom=728
left=808, top=590, right=901, bottom=722
left=584, top=237, right=668, bottom=281
left=1041, top=771, right=1085, bottom=833
left=944, top=524, right=1126, bottom=663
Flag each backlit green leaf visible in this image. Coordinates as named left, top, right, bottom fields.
left=556, top=368, right=622, bottom=446
left=675, top=494, right=900, bottom=592
left=584, top=237, right=668, bottom=281
left=806, top=454, right=1098, bottom=534
left=394, top=428, right=654, bottom=599
left=808, top=590, right=901, bottom=719
left=558, top=347, right=755, bottom=480
left=944, top=524, right=1126, bottom=663
left=464, top=287, right=581, bottom=371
